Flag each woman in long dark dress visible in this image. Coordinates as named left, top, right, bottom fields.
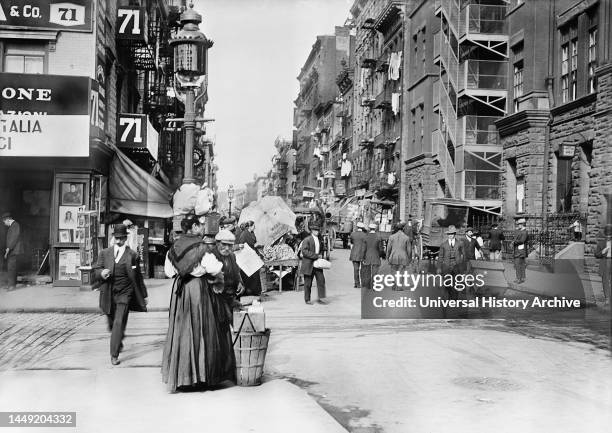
left=161, top=216, right=236, bottom=392
left=237, top=220, right=262, bottom=296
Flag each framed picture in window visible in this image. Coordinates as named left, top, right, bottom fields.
left=59, top=206, right=80, bottom=230
left=59, top=229, right=72, bottom=243
left=60, top=182, right=84, bottom=205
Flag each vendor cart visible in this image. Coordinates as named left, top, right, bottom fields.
left=260, top=258, right=299, bottom=292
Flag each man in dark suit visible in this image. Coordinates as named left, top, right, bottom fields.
left=361, top=223, right=383, bottom=291
left=2, top=213, right=24, bottom=291
left=488, top=222, right=504, bottom=261
left=513, top=218, right=529, bottom=284
left=438, top=225, right=465, bottom=273
left=94, top=224, right=148, bottom=365
left=437, top=225, right=465, bottom=300
left=461, top=227, right=478, bottom=272
left=349, top=222, right=367, bottom=288
left=300, top=223, right=327, bottom=305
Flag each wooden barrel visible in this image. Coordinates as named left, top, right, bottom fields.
left=233, top=329, right=271, bottom=386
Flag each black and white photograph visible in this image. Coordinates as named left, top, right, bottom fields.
left=58, top=206, right=79, bottom=230
left=1, top=0, right=612, bottom=432
left=60, top=183, right=85, bottom=206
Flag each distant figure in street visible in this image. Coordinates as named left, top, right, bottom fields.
left=361, top=223, right=383, bottom=291
left=594, top=224, right=612, bottom=304
left=473, top=229, right=485, bottom=260
left=349, top=222, right=367, bottom=288
left=162, top=216, right=235, bottom=392
left=488, top=222, right=504, bottom=261
left=402, top=215, right=416, bottom=260
left=386, top=223, right=412, bottom=290
left=513, top=218, right=529, bottom=284
left=461, top=227, right=479, bottom=262
left=1, top=213, right=23, bottom=291
left=437, top=225, right=465, bottom=300
left=94, top=224, right=148, bottom=366
left=238, top=220, right=262, bottom=296
left=300, top=223, right=327, bottom=304
left=569, top=219, right=583, bottom=242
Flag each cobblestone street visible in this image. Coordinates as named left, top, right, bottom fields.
left=0, top=313, right=99, bottom=370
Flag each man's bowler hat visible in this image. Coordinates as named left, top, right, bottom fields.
left=113, top=224, right=128, bottom=238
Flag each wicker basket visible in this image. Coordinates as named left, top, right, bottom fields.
left=232, top=313, right=270, bottom=386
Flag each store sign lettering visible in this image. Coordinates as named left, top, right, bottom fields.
left=0, top=0, right=92, bottom=32
left=0, top=73, right=90, bottom=157
left=1, top=87, right=52, bottom=101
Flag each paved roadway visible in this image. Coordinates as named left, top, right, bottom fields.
left=0, top=248, right=611, bottom=432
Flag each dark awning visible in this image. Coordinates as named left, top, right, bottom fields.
left=109, top=146, right=173, bottom=218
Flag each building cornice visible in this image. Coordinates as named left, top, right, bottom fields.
left=595, top=62, right=612, bottom=77
left=495, top=110, right=550, bottom=137
left=550, top=92, right=597, bottom=120
left=0, top=29, right=58, bottom=40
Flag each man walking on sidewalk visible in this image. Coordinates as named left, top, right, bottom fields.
left=94, top=224, right=148, bottom=365
left=2, top=213, right=23, bottom=291
left=361, top=223, right=383, bottom=291
left=349, top=222, right=367, bottom=288
left=300, top=223, right=327, bottom=305
left=513, top=218, right=528, bottom=284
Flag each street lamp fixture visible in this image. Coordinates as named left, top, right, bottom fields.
left=169, top=3, right=214, bottom=184
left=228, top=185, right=234, bottom=216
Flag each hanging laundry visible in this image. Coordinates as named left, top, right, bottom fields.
left=387, top=172, right=396, bottom=185
left=313, top=145, right=322, bottom=159
left=341, top=159, right=352, bottom=177
left=380, top=159, right=385, bottom=173
left=388, top=51, right=402, bottom=81
left=391, top=93, right=401, bottom=115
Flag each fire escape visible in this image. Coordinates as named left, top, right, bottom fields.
left=433, top=0, right=507, bottom=214
left=115, top=1, right=180, bottom=181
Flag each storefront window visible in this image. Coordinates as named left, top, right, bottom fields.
left=58, top=182, right=86, bottom=243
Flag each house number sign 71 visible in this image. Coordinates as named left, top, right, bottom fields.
left=118, top=9, right=141, bottom=35
left=119, top=117, right=143, bottom=144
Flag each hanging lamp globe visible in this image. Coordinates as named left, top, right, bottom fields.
left=170, top=3, right=213, bottom=84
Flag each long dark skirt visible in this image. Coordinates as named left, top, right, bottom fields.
left=161, top=276, right=236, bottom=392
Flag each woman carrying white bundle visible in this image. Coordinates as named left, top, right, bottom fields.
left=162, top=215, right=235, bottom=392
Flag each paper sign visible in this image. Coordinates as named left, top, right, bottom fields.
left=235, top=243, right=264, bottom=277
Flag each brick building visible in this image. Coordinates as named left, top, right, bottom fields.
left=292, top=26, right=353, bottom=206
left=495, top=0, right=612, bottom=257
left=0, top=0, right=208, bottom=284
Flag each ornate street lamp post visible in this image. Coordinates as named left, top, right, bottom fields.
left=169, top=3, right=214, bottom=184
left=228, top=185, right=234, bottom=216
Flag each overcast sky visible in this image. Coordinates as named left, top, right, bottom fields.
left=194, top=0, right=352, bottom=191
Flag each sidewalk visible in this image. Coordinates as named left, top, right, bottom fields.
left=0, top=278, right=174, bottom=313
left=501, top=260, right=609, bottom=308
left=0, top=367, right=348, bottom=433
